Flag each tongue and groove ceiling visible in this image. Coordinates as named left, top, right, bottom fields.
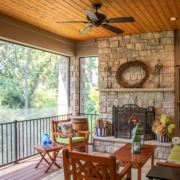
left=0, top=0, right=180, bottom=41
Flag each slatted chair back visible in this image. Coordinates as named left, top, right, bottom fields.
left=51, top=119, right=70, bottom=141
left=63, top=149, right=132, bottom=180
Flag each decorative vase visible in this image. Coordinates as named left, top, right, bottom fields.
left=156, top=134, right=170, bottom=142
left=42, top=133, right=50, bottom=146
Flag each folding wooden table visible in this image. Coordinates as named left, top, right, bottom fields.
left=32, top=143, right=63, bottom=173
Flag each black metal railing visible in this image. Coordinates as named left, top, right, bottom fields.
left=0, top=113, right=98, bottom=167
left=0, top=114, right=71, bottom=167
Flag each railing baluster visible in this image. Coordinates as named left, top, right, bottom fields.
left=1, top=124, right=4, bottom=164
left=30, top=120, right=32, bottom=155
left=26, top=121, right=28, bottom=157
left=5, top=124, right=8, bottom=163
left=40, top=121, right=42, bottom=143
left=36, top=120, right=38, bottom=146
left=18, top=122, right=21, bottom=160
left=10, top=123, right=12, bottom=162
left=33, top=120, right=35, bottom=154
left=13, top=120, right=18, bottom=164
left=22, top=122, right=24, bottom=158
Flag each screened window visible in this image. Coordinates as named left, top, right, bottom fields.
left=80, top=57, right=99, bottom=114
left=0, top=40, right=69, bottom=122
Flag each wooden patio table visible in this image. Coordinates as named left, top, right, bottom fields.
left=111, top=143, right=157, bottom=180
left=32, top=143, right=63, bottom=173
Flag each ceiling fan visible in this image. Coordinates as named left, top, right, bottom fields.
left=57, top=4, right=135, bottom=35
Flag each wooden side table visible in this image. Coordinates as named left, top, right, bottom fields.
left=32, top=143, right=63, bottom=173
left=112, top=143, right=157, bottom=180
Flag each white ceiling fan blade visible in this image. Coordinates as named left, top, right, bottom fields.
left=84, top=10, right=98, bottom=21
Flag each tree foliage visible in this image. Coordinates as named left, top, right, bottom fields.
left=84, top=57, right=99, bottom=114
left=0, top=40, right=62, bottom=121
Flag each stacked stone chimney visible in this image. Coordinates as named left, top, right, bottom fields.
left=97, top=31, right=175, bottom=135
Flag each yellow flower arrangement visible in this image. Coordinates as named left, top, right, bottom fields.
left=151, top=114, right=176, bottom=137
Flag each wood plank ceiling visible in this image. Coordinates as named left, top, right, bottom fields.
left=0, top=0, right=180, bottom=41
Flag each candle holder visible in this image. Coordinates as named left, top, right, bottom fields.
left=155, top=59, right=163, bottom=88
left=104, top=62, right=111, bottom=88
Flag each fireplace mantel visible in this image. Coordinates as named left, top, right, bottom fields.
left=97, top=88, right=174, bottom=92
left=93, top=135, right=172, bottom=159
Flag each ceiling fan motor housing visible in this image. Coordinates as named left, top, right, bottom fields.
left=92, top=4, right=102, bottom=10
left=86, top=13, right=106, bottom=27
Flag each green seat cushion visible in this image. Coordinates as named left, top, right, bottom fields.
left=168, top=150, right=180, bottom=162
left=55, top=136, right=85, bottom=144
left=172, top=145, right=180, bottom=152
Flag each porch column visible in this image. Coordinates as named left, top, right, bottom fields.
left=69, top=56, right=80, bottom=115
left=58, top=56, right=69, bottom=115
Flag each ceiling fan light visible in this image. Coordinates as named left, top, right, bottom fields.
left=79, top=25, right=93, bottom=34
left=169, top=17, right=178, bottom=21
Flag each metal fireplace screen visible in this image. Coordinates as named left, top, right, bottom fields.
left=112, top=104, right=155, bottom=140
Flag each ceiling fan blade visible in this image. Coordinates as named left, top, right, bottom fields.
left=57, top=21, right=90, bottom=24
left=84, top=10, right=98, bottom=20
left=104, top=17, right=135, bottom=23
left=79, top=25, right=93, bottom=35
left=101, top=24, right=124, bottom=34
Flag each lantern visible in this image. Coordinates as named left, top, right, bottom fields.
left=131, top=134, right=141, bottom=154
left=132, top=123, right=145, bottom=150
left=136, top=123, right=145, bottom=149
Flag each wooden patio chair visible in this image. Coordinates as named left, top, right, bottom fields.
left=51, top=120, right=89, bottom=155
left=156, top=137, right=180, bottom=169
left=63, top=148, right=132, bottom=180
left=156, top=161, right=180, bottom=169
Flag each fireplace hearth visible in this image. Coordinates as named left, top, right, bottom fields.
left=112, top=104, right=155, bottom=140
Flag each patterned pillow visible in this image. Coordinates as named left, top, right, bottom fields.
left=60, top=121, right=75, bottom=136
left=172, top=137, right=180, bottom=145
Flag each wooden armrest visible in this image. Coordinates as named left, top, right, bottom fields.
left=75, top=130, right=90, bottom=140
left=156, top=162, right=180, bottom=168
left=52, top=132, right=62, bottom=136
left=116, top=163, right=132, bottom=180
left=75, top=130, right=90, bottom=134
left=52, top=132, right=73, bottom=137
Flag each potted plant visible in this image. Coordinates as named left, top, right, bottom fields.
left=151, top=114, right=176, bottom=142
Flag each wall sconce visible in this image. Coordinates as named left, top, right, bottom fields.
left=104, top=62, right=111, bottom=88
left=155, top=59, right=163, bottom=88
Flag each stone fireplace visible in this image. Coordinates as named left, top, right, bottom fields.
left=112, top=104, right=155, bottom=140
left=92, top=30, right=175, bottom=159
left=97, top=30, right=175, bottom=134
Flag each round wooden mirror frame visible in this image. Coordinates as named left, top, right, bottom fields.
left=116, top=60, right=149, bottom=88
